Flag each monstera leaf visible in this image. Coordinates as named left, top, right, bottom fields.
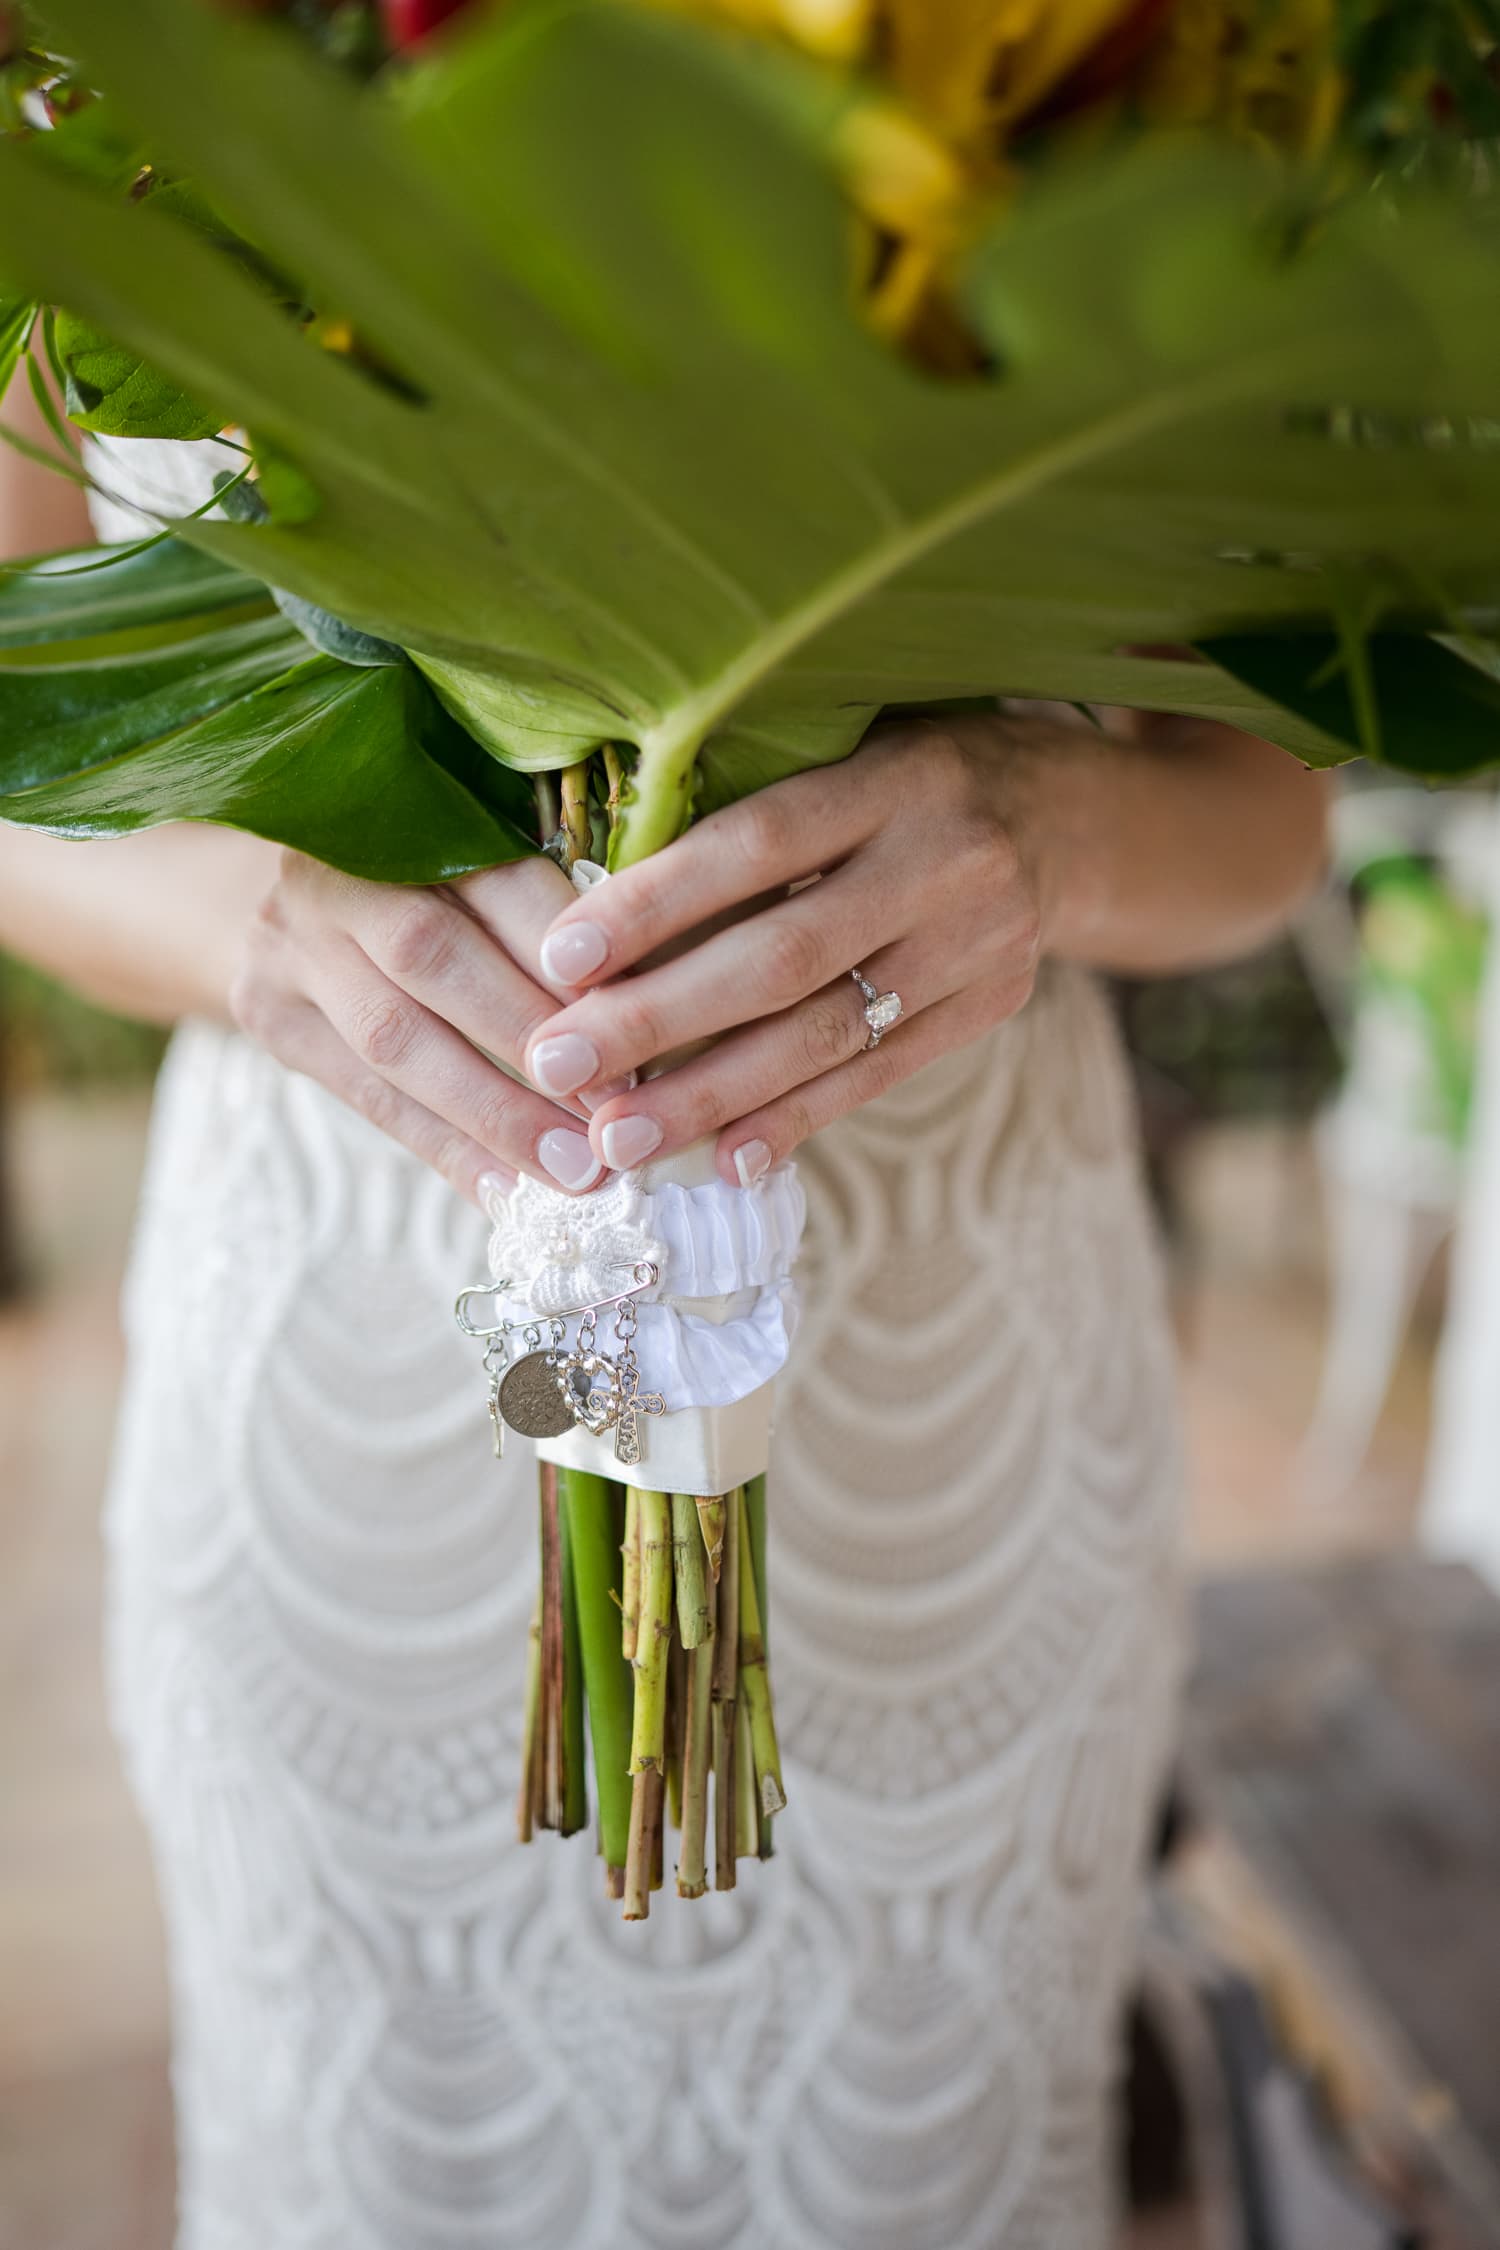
left=0, top=0, right=1499, bottom=876
left=0, top=541, right=536, bottom=875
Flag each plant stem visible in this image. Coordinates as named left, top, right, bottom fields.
left=744, top=1472, right=775, bottom=1855
left=665, top=1629, right=686, bottom=1833
left=630, top=1489, right=672, bottom=1775
left=555, top=1472, right=588, bottom=1839
left=671, top=1491, right=713, bottom=1647
left=621, top=1483, right=641, bottom=1662
left=538, top=1463, right=564, bottom=1830
left=694, top=1493, right=726, bottom=1583
left=622, top=1766, right=661, bottom=1922
left=737, top=1486, right=787, bottom=1821
left=712, top=1494, right=740, bottom=1891
left=677, top=1641, right=713, bottom=1898
left=735, top=1698, right=758, bottom=1859
left=559, top=755, right=593, bottom=867
left=602, top=741, right=624, bottom=832
left=711, top=1487, right=740, bottom=1705
left=532, top=769, right=559, bottom=848
left=745, top=1474, right=768, bottom=1646
left=712, top=1701, right=736, bottom=1892
left=516, top=1595, right=541, bottom=1845
left=558, top=1469, right=633, bottom=1874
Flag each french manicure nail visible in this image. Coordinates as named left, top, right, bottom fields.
left=541, top=921, right=609, bottom=985
left=538, top=1128, right=603, bottom=1192
left=476, top=1168, right=515, bottom=1213
left=580, top=1071, right=638, bottom=1117
left=600, top=1115, right=663, bottom=1171
left=530, top=1031, right=600, bottom=1097
left=733, top=1139, right=772, bottom=1187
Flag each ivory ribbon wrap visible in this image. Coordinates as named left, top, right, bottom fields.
left=480, top=860, right=806, bottom=1493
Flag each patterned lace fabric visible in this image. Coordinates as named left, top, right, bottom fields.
left=103, top=961, right=1184, bottom=2250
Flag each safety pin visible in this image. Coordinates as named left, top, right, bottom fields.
left=454, top=1260, right=660, bottom=1341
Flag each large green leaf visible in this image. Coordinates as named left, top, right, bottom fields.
left=0, top=542, right=537, bottom=875
left=1203, top=631, right=1500, bottom=779
left=2, top=0, right=1500, bottom=869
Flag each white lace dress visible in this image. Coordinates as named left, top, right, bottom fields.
left=103, top=957, right=1184, bottom=2250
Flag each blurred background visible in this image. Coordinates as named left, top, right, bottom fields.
left=5, top=775, right=1500, bottom=2250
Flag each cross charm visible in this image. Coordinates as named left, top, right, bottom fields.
left=613, top=1365, right=666, bottom=1466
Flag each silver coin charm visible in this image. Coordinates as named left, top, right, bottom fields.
left=498, top=1350, right=577, bottom=1440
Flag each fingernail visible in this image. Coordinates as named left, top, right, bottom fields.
left=600, top=1115, right=663, bottom=1171
left=733, top=1139, right=772, bottom=1187
left=579, top=1071, right=638, bottom=1117
left=538, top=1128, right=603, bottom=1192
left=477, top=1168, right=515, bottom=1213
left=531, top=1031, right=600, bottom=1097
left=541, top=921, right=608, bottom=985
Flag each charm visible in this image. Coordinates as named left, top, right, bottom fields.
left=613, top=1367, right=666, bottom=1466
left=498, top=1350, right=577, bottom=1440
left=456, top=1261, right=670, bottom=1464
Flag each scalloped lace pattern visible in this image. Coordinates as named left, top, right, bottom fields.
left=104, top=964, right=1184, bottom=2250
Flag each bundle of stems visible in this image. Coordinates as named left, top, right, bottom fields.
left=519, top=1468, right=784, bottom=1919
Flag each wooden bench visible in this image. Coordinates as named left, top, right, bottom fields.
left=1180, top=1556, right=1500, bottom=2248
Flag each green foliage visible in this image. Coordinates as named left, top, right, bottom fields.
left=0, top=540, right=538, bottom=876
left=0, top=0, right=1499, bottom=876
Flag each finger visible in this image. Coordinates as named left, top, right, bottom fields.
left=303, top=949, right=608, bottom=1195
left=581, top=941, right=945, bottom=1168
left=237, top=990, right=511, bottom=1207
left=341, top=879, right=564, bottom=1075
left=453, top=853, right=581, bottom=993
left=525, top=857, right=909, bottom=1098
left=713, top=979, right=1032, bottom=1183
left=535, top=764, right=886, bottom=989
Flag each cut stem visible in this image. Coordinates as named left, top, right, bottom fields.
left=558, top=1469, right=633, bottom=1873
left=677, top=1640, right=713, bottom=1898
left=559, top=755, right=593, bottom=868
left=516, top=1596, right=541, bottom=1845
left=737, top=1486, right=787, bottom=1821
left=735, top=1698, right=758, bottom=1859
left=694, top=1493, right=726, bottom=1584
left=712, top=1495, right=740, bottom=1891
left=622, top=1765, right=661, bottom=1922
left=671, top=1491, right=713, bottom=1647
left=629, top=1489, right=673, bottom=1776
left=621, top=1483, right=641, bottom=1662
left=555, top=1470, right=589, bottom=1839
left=538, top=1463, right=565, bottom=1831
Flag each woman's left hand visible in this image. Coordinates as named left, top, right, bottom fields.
left=523, top=719, right=1051, bottom=1188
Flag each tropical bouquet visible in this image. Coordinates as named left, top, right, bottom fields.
left=4, top=0, right=1500, bottom=1920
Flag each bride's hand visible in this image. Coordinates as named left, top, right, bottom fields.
left=229, top=849, right=628, bottom=1202
left=523, top=720, right=1053, bottom=1187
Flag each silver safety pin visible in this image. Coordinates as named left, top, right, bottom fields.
left=454, top=1260, right=660, bottom=1341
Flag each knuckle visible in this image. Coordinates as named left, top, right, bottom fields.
left=227, top=963, right=274, bottom=1043
left=756, top=915, right=823, bottom=1002
left=472, top=1081, right=522, bottom=1153
left=381, top=894, right=454, bottom=983
left=799, top=994, right=857, bottom=1072
left=776, top=1089, right=816, bottom=1149
left=347, top=993, right=417, bottom=1073
left=610, top=988, right=660, bottom=1059
left=732, top=794, right=792, bottom=877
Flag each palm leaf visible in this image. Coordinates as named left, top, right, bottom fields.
left=0, top=0, right=1497, bottom=874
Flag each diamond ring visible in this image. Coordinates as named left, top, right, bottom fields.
left=851, top=968, right=904, bottom=1050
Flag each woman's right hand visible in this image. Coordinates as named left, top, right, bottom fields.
left=229, top=848, right=626, bottom=1204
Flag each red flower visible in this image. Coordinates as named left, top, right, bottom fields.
left=380, top=0, right=477, bottom=48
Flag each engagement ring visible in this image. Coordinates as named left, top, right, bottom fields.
left=851, top=968, right=904, bottom=1050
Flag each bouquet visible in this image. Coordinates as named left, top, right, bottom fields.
left=4, top=0, right=1500, bottom=1920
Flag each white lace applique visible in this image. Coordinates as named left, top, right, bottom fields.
left=483, top=1173, right=664, bottom=1318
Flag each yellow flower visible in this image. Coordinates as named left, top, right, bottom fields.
left=880, top=0, right=1146, bottom=153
